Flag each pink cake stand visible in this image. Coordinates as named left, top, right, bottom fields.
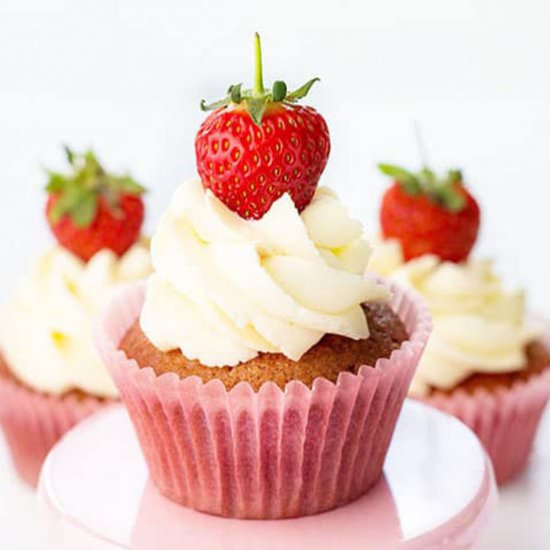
left=37, top=400, right=497, bottom=550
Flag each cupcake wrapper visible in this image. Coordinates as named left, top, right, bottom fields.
left=95, top=281, right=431, bottom=519
left=0, top=361, right=107, bottom=487
left=421, top=326, right=550, bottom=485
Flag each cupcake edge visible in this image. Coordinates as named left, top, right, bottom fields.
left=94, top=280, right=431, bottom=519
left=419, top=321, right=550, bottom=485
left=0, top=359, right=109, bottom=487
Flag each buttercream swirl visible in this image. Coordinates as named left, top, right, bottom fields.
left=0, top=242, right=151, bottom=397
left=367, top=236, right=404, bottom=277
left=390, top=255, right=539, bottom=396
left=140, top=179, right=389, bottom=367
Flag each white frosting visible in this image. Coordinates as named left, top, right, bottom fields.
left=391, top=255, right=539, bottom=396
left=367, top=236, right=404, bottom=277
left=140, top=179, right=389, bottom=367
left=0, top=242, right=151, bottom=397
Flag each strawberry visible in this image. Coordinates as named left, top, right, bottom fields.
left=195, top=33, right=330, bottom=220
left=378, top=164, right=480, bottom=262
left=46, top=147, right=146, bottom=262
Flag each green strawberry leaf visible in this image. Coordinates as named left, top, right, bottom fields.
left=418, top=167, right=437, bottom=190
left=49, top=200, right=66, bottom=224
left=63, top=145, right=75, bottom=166
left=113, top=175, right=146, bottom=195
left=378, top=163, right=422, bottom=195
left=379, top=162, right=469, bottom=212
left=46, top=146, right=146, bottom=229
left=49, top=187, right=99, bottom=227
left=437, top=185, right=466, bottom=212
left=286, top=78, right=320, bottom=102
left=446, top=169, right=463, bottom=184
left=228, top=83, right=243, bottom=103
left=246, top=97, right=268, bottom=125
left=272, top=80, right=287, bottom=102
left=200, top=97, right=232, bottom=112
left=378, top=163, right=416, bottom=181
left=72, top=192, right=98, bottom=228
left=46, top=172, right=68, bottom=193
left=84, top=150, right=101, bottom=170
left=49, top=185, right=87, bottom=224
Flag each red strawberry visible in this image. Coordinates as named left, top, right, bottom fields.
left=378, top=164, right=480, bottom=263
left=46, top=147, right=146, bottom=262
left=195, top=33, right=330, bottom=220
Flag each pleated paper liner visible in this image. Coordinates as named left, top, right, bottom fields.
left=0, top=356, right=108, bottom=487
left=95, top=281, right=431, bottom=519
left=421, top=324, right=550, bottom=485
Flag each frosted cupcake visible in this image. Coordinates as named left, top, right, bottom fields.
left=96, top=35, right=430, bottom=519
left=121, top=181, right=411, bottom=392
left=0, top=147, right=151, bottom=486
left=373, top=163, right=550, bottom=484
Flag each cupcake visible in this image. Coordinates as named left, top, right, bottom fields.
left=372, top=162, right=550, bottom=484
left=0, top=147, right=151, bottom=486
left=96, top=34, right=431, bottom=519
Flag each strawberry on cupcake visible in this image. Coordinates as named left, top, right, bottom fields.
left=370, top=161, right=550, bottom=484
left=378, top=164, right=480, bottom=262
left=0, top=147, right=151, bottom=486
left=95, top=34, right=431, bottom=519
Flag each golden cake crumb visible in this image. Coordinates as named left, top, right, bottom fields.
left=119, top=303, right=408, bottom=391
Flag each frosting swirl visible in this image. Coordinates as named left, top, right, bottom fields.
left=0, top=242, right=151, bottom=397
left=367, top=236, right=404, bottom=277
left=390, top=255, right=539, bottom=396
left=140, top=179, right=389, bottom=367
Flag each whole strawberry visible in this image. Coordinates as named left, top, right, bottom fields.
left=46, top=147, right=146, bottom=262
left=195, top=33, right=330, bottom=220
left=378, top=164, right=480, bottom=263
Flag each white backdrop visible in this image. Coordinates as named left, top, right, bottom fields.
left=0, top=1, right=550, bottom=547
left=1, top=0, right=549, bottom=310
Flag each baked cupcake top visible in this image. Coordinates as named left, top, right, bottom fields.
left=0, top=147, right=151, bottom=397
left=373, top=162, right=540, bottom=396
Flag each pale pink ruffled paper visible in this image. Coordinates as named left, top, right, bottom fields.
left=95, top=281, right=431, bottom=519
left=421, top=328, right=550, bottom=485
left=0, top=360, right=107, bottom=487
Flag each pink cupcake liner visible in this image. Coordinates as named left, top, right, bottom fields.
left=95, top=281, right=431, bottom=519
left=420, top=323, right=550, bottom=485
left=0, top=356, right=108, bottom=487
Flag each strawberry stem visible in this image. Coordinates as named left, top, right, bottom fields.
left=413, top=121, right=430, bottom=168
left=199, top=33, right=320, bottom=124
left=253, top=32, right=264, bottom=97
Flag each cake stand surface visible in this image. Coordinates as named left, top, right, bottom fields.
left=37, top=400, right=497, bottom=550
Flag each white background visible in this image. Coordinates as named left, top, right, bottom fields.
left=1, top=0, right=549, bottom=308
left=0, top=0, right=549, bottom=548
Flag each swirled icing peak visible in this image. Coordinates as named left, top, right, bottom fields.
left=140, top=179, right=389, bottom=367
